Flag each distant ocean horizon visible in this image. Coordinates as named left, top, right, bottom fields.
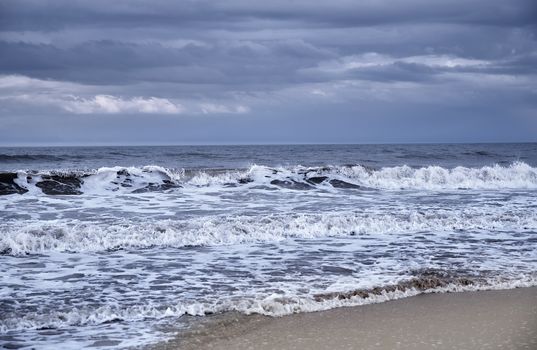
left=1, top=143, right=537, bottom=349
left=2, top=140, right=536, bottom=147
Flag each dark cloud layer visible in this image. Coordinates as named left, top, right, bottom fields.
left=0, top=0, right=536, bottom=145
left=2, top=0, right=536, bottom=30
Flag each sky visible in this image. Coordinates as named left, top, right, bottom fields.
left=0, top=0, right=536, bottom=145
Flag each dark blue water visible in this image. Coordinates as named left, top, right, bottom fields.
left=1, top=143, right=536, bottom=171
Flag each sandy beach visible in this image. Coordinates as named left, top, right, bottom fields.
left=152, top=287, right=537, bottom=350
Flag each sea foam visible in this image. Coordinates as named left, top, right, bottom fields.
left=2, top=206, right=536, bottom=255
left=2, top=162, right=536, bottom=196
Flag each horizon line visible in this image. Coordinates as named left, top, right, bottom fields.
left=1, top=140, right=536, bottom=148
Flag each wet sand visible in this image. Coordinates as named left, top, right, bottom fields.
left=152, top=287, right=537, bottom=350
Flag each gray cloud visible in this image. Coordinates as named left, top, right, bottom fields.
left=0, top=0, right=536, bottom=144
left=2, top=0, right=536, bottom=30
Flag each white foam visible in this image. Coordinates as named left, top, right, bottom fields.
left=235, top=277, right=537, bottom=316
left=81, top=165, right=177, bottom=194
left=339, top=162, right=537, bottom=190
left=6, top=162, right=537, bottom=195
left=2, top=160, right=536, bottom=349
left=181, top=162, right=537, bottom=190
left=1, top=207, right=536, bottom=255
left=2, top=276, right=535, bottom=333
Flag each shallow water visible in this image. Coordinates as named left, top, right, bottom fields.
left=1, top=143, right=537, bottom=349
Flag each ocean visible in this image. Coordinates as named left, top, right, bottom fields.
left=1, top=143, right=537, bottom=349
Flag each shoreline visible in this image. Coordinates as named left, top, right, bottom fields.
left=151, top=287, right=537, bottom=350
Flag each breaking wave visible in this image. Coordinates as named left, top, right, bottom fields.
left=1, top=273, right=535, bottom=333
left=2, top=207, right=536, bottom=255
left=1, top=161, right=536, bottom=196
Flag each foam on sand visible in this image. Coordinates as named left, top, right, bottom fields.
left=159, top=287, right=537, bottom=350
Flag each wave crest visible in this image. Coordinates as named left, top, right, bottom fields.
left=1, top=162, right=536, bottom=196
left=2, top=207, right=536, bottom=255
left=2, top=274, right=535, bottom=333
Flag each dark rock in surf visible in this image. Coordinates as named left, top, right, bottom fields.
left=0, top=172, right=28, bottom=195
left=35, top=175, right=83, bottom=195
left=131, top=180, right=178, bottom=193
left=306, top=176, right=328, bottom=184
left=238, top=177, right=253, bottom=184
left=328, top=179, right=363, bottom=189
left=270, top=179, right=313, bottom=190
left=116, top=169, right=130, bottom=177
left=0, top=247, right=13, bottom=255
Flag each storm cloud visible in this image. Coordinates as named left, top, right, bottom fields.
left=0, top=0, right=536, bottom=145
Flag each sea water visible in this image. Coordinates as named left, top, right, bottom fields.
left=1, top=143, right=536, bottom=348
